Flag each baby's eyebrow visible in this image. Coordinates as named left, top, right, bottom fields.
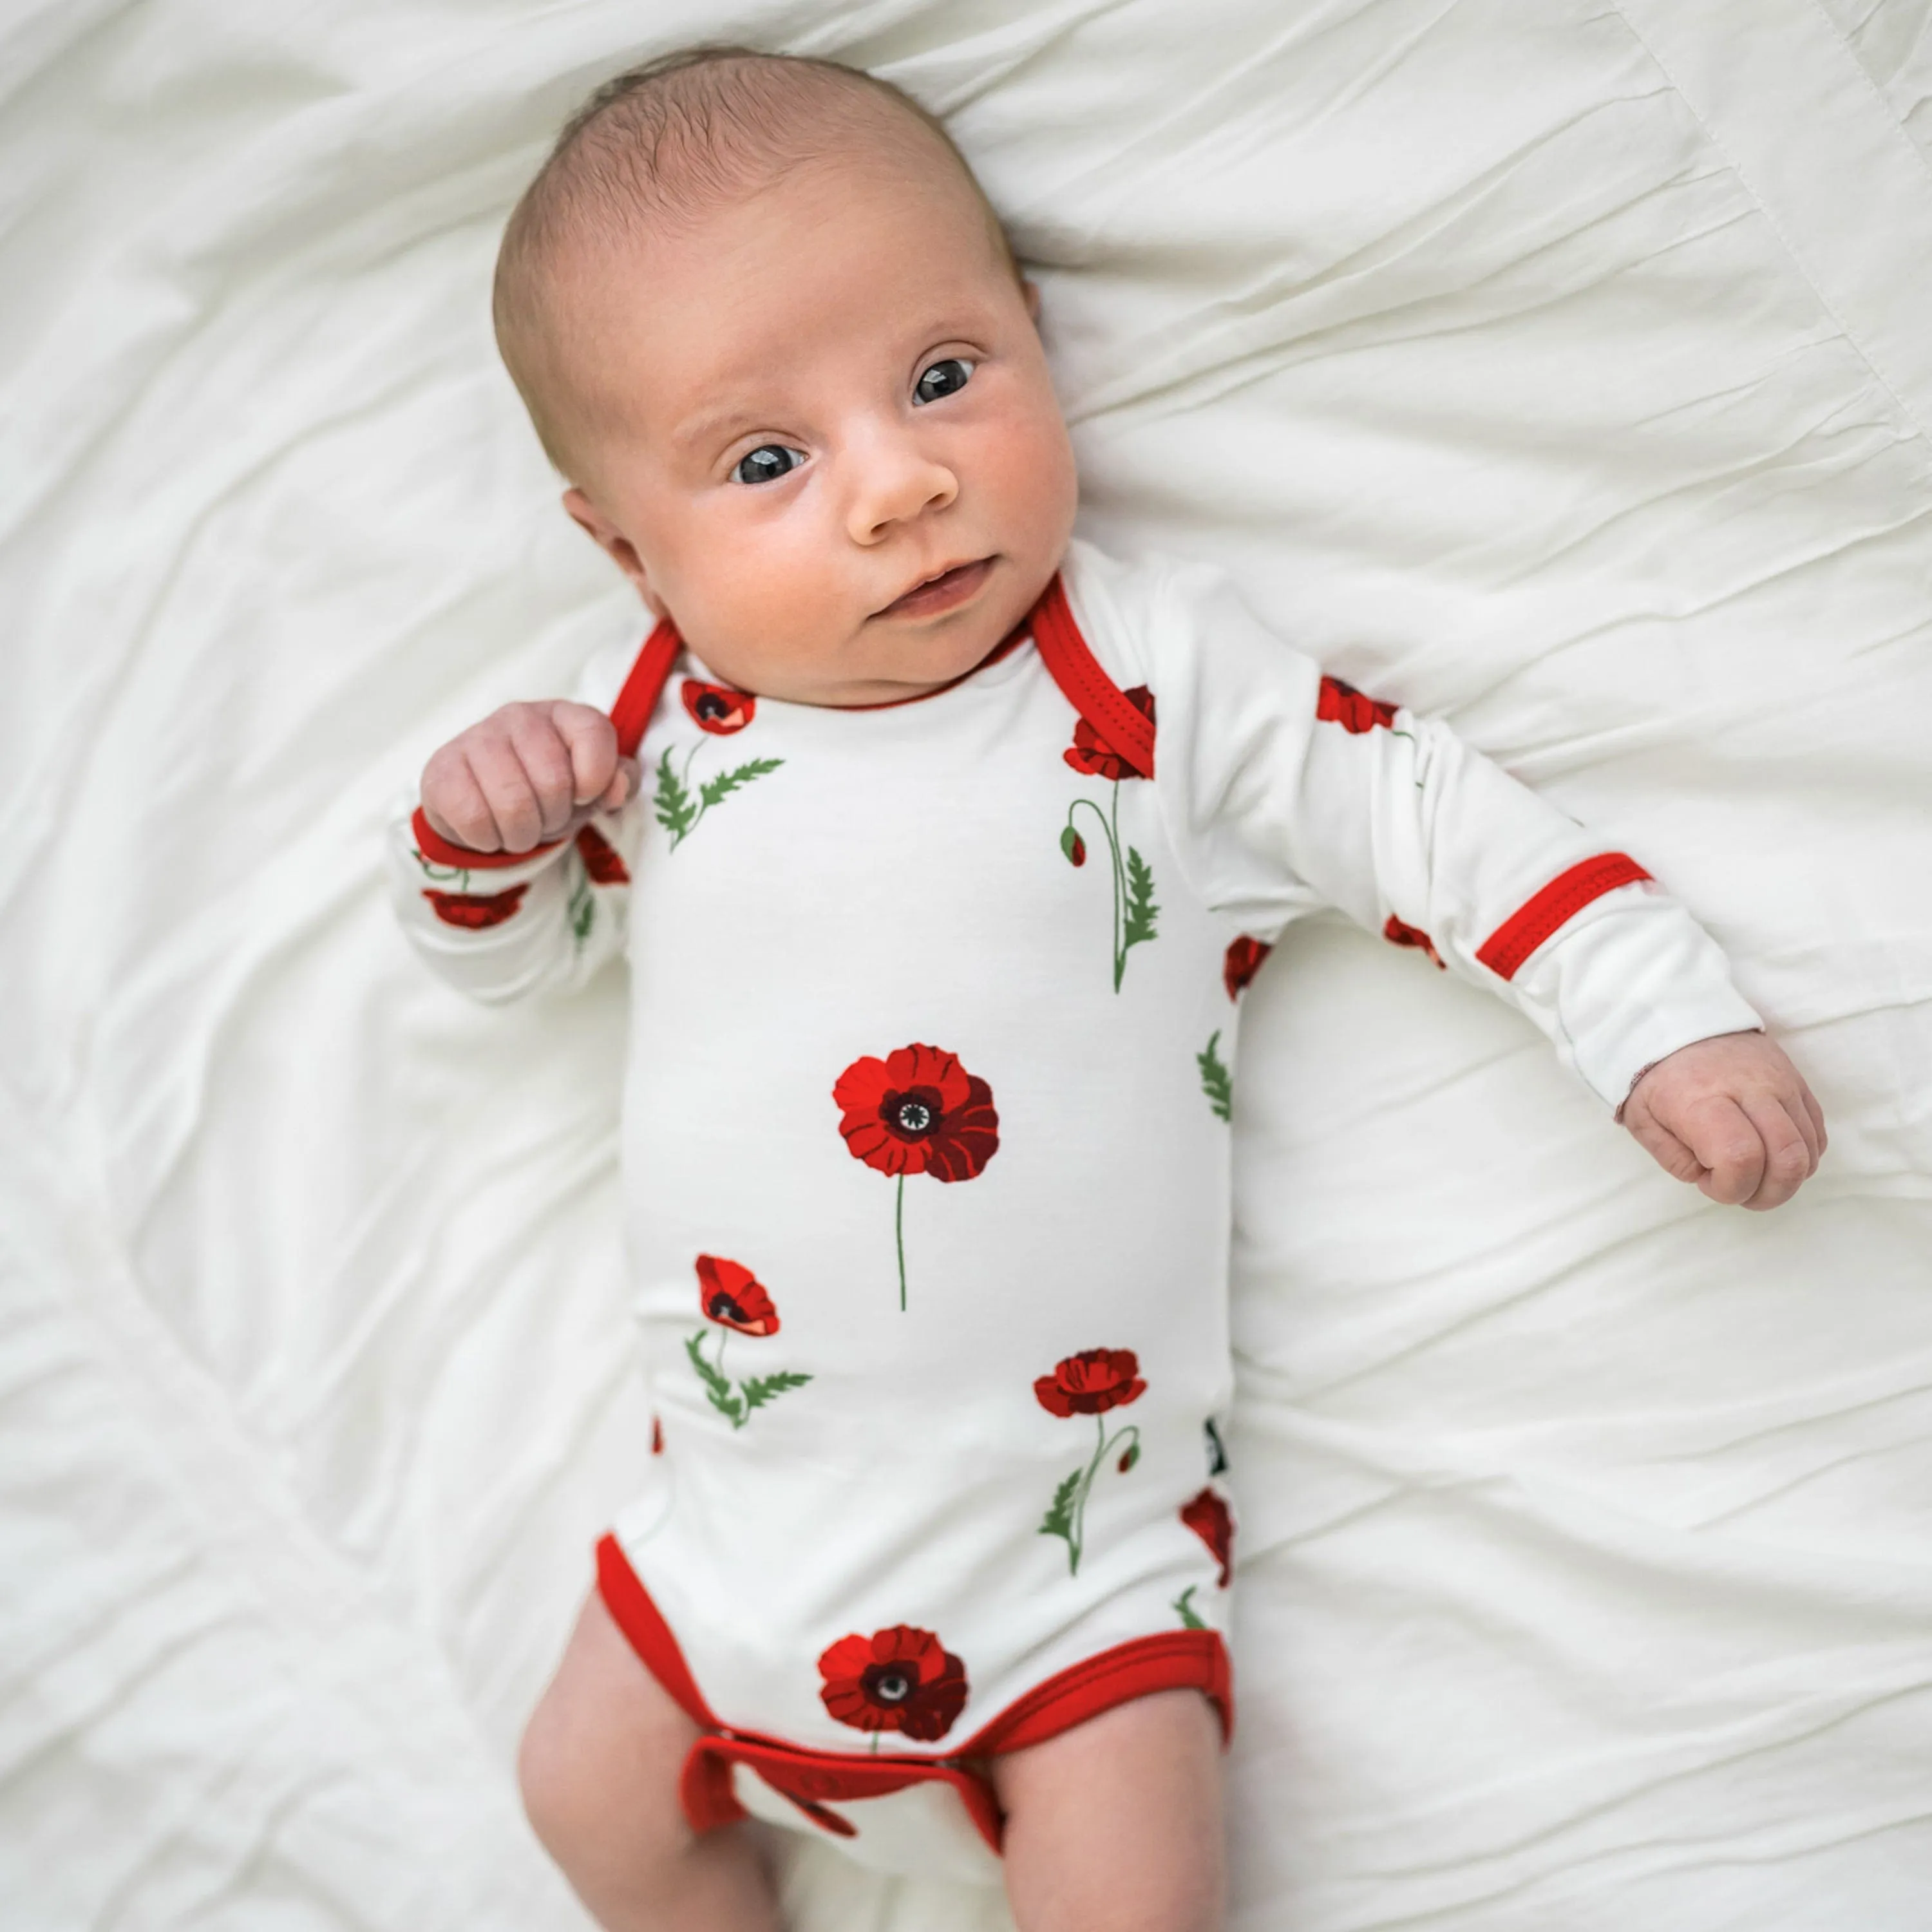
left=672, top=402, right=774, bottom=455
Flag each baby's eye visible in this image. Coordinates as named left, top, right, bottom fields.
left=732, top=445, right=806, bottom=486
left=914, top=357, right=974, bottom=404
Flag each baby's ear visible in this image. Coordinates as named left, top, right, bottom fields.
left=562, top=488, right=662, bottom=613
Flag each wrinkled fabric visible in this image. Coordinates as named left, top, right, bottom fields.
left=3, top=3, right=1928, bottom=1929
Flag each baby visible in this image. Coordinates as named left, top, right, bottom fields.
left=392, top=48, right=1826, bottom=1932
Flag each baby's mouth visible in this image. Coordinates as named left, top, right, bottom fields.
left=876, top=557, right=993, bottom=620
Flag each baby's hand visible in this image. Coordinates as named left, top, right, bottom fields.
left=420, top=701, right=638, bottom=855
left=1621, top=1032, right=1826, bottom=1211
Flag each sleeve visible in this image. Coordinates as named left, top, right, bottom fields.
left=1133, top=562, right=1765, bottom=1110
left=386, top=641, right=644, bottom=1005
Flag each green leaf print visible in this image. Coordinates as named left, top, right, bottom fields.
left=1039, top=1467, right=1081, bottom=1546
left=567, top=876, right=595, bottom=949
left=655, top=748, right=700, bottom=847
left=698, top=757, right=783, bottom=810
left=686, top=1330, right=811, bottom=1431
left=739, top=1370, right=813, bottom=1412
left=1173, top=1586, right=1207, bottom=1631
left=1122, top=846, right=1159, bottom=952
left=1198, top=1030, right=1233, bottom=1123
left=686, top=1331, right=743, bottom=1426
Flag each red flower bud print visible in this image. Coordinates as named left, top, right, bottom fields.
left=1034, top=1349, right=1147, bottom=1419
left=421, top=883, right=529, bottom=929
left=1061, top=826, right=1087, bottom=867
left=1180, top=1488, right=1235, bottom=1588
left=818, top=1626, right=969, bottom=1742
left=835, top=1046, right=999, bottom=1311
left=1383, top=915, right=1445, bottom=969
left=1064, top=686, right=1156, bottom=781
left=1222, top=935, right=1273, bottom=1001
left=574, top=823, right=630, bottom=885
left=696, top=1255, right=780, bottom=1336
left=681, top=679, right=756, bottom=735
left=1316, top=675, right=1397, bottom=734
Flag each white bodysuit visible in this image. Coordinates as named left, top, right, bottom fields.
left=391, top=540, right=1761, bottom=1880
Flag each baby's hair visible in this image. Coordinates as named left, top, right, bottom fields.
left=495, top=45, right=1018, bottom=477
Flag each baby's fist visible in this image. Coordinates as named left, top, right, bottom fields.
left=420, top=701, right=635, bottom=855
left=1622, top=1032, right=1826, bottom=1211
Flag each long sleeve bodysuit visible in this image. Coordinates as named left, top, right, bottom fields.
left=390, top=539, right=1762, bottom=1880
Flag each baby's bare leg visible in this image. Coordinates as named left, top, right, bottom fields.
left=517, top=1588, right=778, bottom=1932
left=991, top=1688, right=1226, bottom=1932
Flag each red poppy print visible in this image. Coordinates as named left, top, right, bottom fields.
left=651, top=1416, right=664, bottom=1455
left=687, top=1256, right=810, bottom=1430
left=574, top=823, right=630, bottom=886
left=1316, top=675, right=1398, bottom=734
left=1037, top=1350, right=1146, bottom=1575
left=835, top=1046, right=998, bottom=1311
left=696, top=1255, right=780, bottom=1336
left=681, top=679, right=756, bottom=735
left=1383, top=915, right=1445, bottom=969
left=1034, top=1349, right=1147, bottom=1419
left=1180, top=1488, right=1235, bottom=1587
left=422, top=883, right=529, bottom=929
left=1222, top=936, right=1273, bottom=1001
left=1063, top=686, right=1156, bottom=782
left=1059, top=688, right=1159, bottom=992
left=819, top=1626, right=969, bottom=1745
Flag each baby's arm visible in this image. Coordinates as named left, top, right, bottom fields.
left=389, top=649, right=644, bottom=1003
left=1133, top=560, right=1823, bottom=1207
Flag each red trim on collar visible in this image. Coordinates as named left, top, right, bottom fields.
left=1475, top=852, right=1653, bottom=981
left=611, top=618, right=683, bottom=759
left=1029, top=573, right=1156, bottom=780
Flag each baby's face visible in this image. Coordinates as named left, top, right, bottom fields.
left=556, top=147, right=1079, bottom=706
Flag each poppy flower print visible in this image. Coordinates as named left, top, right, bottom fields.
left=681, top=679, right=756, bottom=735
left=835, top=1046, right=999, bottom=1311
left=819, top=1626, right=969, bottom=1745
left=1316, top=675, right=1398, bottom=734
left=1222, top=936, right=1273, bottom=1001
left=685, top=1256, right=810, bottom=1429
left=1383, top=915, right=1445, bottom=969
left=574, top=824, right=630, bottom=886
left=1034, top=1349, right=1146, bottom=1417
left=696, top=1254, right=779, bottom=1334
left=1063, top=687, right=1155, bottom=782
left=1059, top=688, right=1159, bottom=992
left=1180, top=1487, right=1235, bottom=1587
left=422, top=883, right=529, bottom=929
left=1036, top=1349, right=1146, bottom=1576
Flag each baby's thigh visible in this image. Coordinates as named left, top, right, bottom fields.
left=516, top=1586, right=701, bottom=1877
left=990, top=1687, right=1226, bottom=1932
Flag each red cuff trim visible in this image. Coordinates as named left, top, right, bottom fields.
left=410, top=806, right=560, bottom=871
left=1031, top=573, right=1156, bottom=780
left=1476, top=853, right=1653, bottom=981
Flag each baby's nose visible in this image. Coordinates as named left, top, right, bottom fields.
left=844, top=434, right=958, bottom=543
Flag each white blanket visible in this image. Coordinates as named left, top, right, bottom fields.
left=5, top=3, right=1929, bottom=1927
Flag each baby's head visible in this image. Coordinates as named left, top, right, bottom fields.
left=495, top=48, right=1079, bottom=706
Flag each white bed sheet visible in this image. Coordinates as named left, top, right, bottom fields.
left=5, top=2, right=1930, bottom=1927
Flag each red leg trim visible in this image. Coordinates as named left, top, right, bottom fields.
left=1475, top=853, right=1653, bottom=981
left=1030, top=574, right=1157, bottom=780
left=594, top=1535, right=719, bottom=1731
left=962, top=1630, right=1233, bottom=1757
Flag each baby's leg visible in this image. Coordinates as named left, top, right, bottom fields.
left=516, top=1587, right=778, bottom=1932
left=991, top=1688, right=1226, bottom=1932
